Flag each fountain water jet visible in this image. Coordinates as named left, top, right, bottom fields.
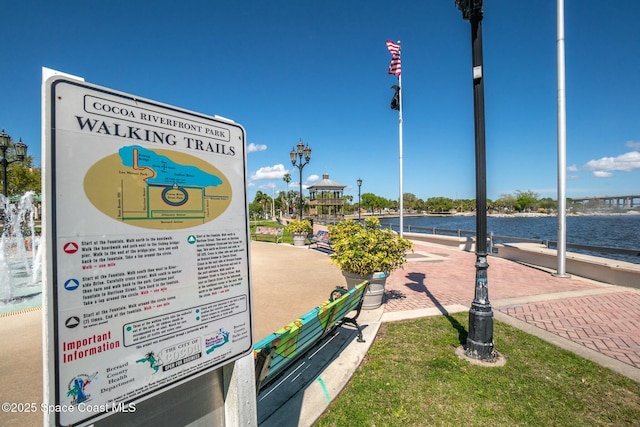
left=0, top=191, right=42, bottom=312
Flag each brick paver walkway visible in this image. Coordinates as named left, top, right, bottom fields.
left=383, top=242, right=640, bottom=371
left=498, top=293, right=640, bottom=368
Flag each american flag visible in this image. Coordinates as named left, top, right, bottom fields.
left=386, top=40, right=401, bottom=76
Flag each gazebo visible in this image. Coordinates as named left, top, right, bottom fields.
left=307, top=173, right=346, bottom=222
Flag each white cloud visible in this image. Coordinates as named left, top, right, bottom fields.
left=626, top=140, right=640, bottom=150
left=247, top=142, right=267, bottom=153
left=583, top=151, right=640, bottom=177
left=567, top=164, right=579, bottom=172
left=306, top=174, right=320, bottom=183
left=250, top=164, right=287, bottom=181
left=289, top=182, right=308, bottom=190
left=258, top=182, right=276, bottom=191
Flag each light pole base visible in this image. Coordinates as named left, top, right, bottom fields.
left=464, top=340, right=496, bottom=361
left=465, top=303, right=496, bottom=361
left=456, top=346, right=506, bottom=367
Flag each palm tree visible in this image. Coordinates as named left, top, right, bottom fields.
left=282, top=174, right=292, bottom=215
left=253, top=191, right=271, bottom=218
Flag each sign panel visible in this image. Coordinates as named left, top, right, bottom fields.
left=44, top=77, right=252, bottom=426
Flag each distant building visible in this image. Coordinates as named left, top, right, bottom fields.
left=307, top=173, right=346, bottom=222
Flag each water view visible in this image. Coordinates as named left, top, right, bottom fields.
left=381, top=213, right=640, bottom=265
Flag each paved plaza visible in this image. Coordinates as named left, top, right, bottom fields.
left=385, top=242, right=640, bottom=372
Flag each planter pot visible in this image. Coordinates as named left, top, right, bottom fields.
left=341, top=271, right=388, bottom=310
left=292, top=232, right=308, bottom=247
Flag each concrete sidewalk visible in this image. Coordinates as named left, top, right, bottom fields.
left=1, top=239, right=639, bottom=426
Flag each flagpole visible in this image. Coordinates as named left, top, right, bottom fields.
left=386, top=39, right=403, bottom=236
left=397, top=42, right=404, bottom=237
left=555, top=0, right=570, bottom=277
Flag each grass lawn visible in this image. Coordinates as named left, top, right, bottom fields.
left=316, top=312, right=640, bottom=427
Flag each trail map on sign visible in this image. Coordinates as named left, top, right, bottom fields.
left=84, top=145, right=232, bottom=229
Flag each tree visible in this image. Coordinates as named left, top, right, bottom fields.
left=379, top=196, right=391, bottom=213
left=3, top=156, right=41, bottom=196
left=539, top=197, right=556, bottom=211
left=495, top=194, right=516, bottom=212
left=403, top=193, right=418, bottom=211
left=343, top=194, right=355, bottom=214
left=282, top=173, right=291, bottom=188
left=360, top=193, right=380, bottom=214
left=278, top=190, right=298, bottom=216
left=425, top=197, right=454, bottom=213
left=514, top=190, right=540, bottom=212
left=453, top=198, right=475, bottom=212
left=252, top=191, right=271, bottom=218
left=369, top=194, right=390, bottom=214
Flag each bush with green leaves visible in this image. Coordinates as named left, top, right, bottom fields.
left=286, top=219, right=313, bottom=234
left=329, top=217, right=413, bottom=276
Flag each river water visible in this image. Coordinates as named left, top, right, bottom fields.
left=379, top=214, right=640, bottom=265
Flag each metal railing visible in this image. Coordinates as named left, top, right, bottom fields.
left=382, top=224, right=640, bottom=262
left=309, top=199, right=345, bottom=206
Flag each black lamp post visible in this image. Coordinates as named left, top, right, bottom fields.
left=0, top=129, right=28, bottom=197
left=289, top=140, right=311, bottom=219
left=455, top=0, right=496, bottom=361
left=357, top=178, right=362, bottom=221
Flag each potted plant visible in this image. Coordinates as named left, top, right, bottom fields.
left=328, top=217, right=413, bottom=309
left=287, top=219, right=313, bottom=246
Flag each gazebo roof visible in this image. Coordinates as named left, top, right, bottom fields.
left=307, top=173, right=346, bottom=191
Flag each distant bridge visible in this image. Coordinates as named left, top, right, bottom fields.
left=570, top=194, right=640, bottom=209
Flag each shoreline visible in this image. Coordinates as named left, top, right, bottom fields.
left=364, top=210, right=640, bottom=219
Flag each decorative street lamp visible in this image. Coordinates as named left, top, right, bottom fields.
left=0, top=129, right=28, bottom=196
left=357, top=178, right=362, bottom=221
left=455, top=0, right=496, bottom=361
left=289, top=140, right=311, bottom=219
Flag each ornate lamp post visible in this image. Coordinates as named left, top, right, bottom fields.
left=455, top=0, right=496, bottom=361
left=289, top=140, right=311, bottom=219
left=357, top=178, right=362, bottom=221
left=0, top=129, right=28, bottom=196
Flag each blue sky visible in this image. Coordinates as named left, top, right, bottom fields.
left=2, top=0, right=639, bottom=203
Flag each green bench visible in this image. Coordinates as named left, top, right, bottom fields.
left=253, top=281, right=369, bottom=393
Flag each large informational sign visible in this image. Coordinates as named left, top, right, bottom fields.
left=43, top=76, right=253, bottom=426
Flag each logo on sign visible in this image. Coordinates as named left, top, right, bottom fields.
left=67, top=372, right=98, bottom=405
left=65, top=317, right=80, bottom=328
left=63, top=242, right=79, bottom=254
left=64, top=279, right=80, bottom=291
left=205, top=329, right=230, bottom=354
